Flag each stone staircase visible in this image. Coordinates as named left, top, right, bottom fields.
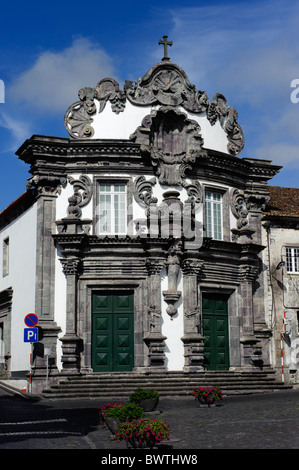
left=42, top=369, right=292, bottom=399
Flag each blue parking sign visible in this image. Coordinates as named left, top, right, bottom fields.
left=24, top=328, right=38, bottom=343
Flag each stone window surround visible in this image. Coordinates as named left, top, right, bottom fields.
left=202, top=184, right=230, bottom=242
left=285, top=245, right=299, bottom=274
left=92, top=176, right=134, bottom=236
left=2, top=237, right=9, bottom=277
left=0, top=287, right=13, bottom=375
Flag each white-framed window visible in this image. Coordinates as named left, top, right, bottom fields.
left=98, top=183, right=127, bottom=235
left=2, top=237, right=9, bottom=277
left=286, top=247, right=299, bottom=273
left=205, top=191, right=223, bottom=240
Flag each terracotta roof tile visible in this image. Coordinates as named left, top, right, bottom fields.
left=265, top=186, right=299, bottom=218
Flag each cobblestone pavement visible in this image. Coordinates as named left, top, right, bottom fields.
left=0, top=386, right=299, bottom=450
left=91, top=388, right=299, bottom=450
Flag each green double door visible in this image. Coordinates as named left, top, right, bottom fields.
left=92, top=292, right=134, bottom=372
left=202, top=294, right=230, bottom=370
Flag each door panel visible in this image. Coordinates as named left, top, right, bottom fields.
left=203, top=294, right=229, bottom=370
left=92, top=292, right=134, bottom=372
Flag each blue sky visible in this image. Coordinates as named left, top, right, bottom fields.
left=0, top=0, right=299, bottom=212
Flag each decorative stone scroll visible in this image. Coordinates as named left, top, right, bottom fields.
left=133, top=175, right=157, bottom=208
left=67, top=175, right=92, bottom=218
left=207, top=93, right=245, bottom=156
left=64, top=79, right=126, bottom=138
left=95, top=78, right=126, bottom=114
left=230, top=188, right=249, bottom=231
left=64, top=57, right=244, bottom=156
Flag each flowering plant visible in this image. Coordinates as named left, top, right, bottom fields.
left=99, top=402, right=144, bottom=424
left=192, top=386, right=224, bottom=403
left=114, top=417, right=170, bottom=448
left=129, top=387, right=159, bottom=404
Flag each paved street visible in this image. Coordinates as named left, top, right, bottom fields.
left=0, top=385, right=299, bottom=452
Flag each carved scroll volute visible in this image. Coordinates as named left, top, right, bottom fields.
left=67, top=175, right=92, bottom=218
left=133, top=175, right=157, bottom=208
left=207, top=93, right=245, bottom=156
left=95, top=78, right=126, bottom=114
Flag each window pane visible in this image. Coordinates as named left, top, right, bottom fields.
left=205, top=191, right=222, bottom=240
left=286, top=247, right=299, bottom=273
left=98, top=183, right=126, bottom=234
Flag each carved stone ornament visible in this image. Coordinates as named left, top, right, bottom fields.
left=163, top=241, right=183, bottom=318
left=64, top=55, right=245, bottom=156
left=132, top=107, right=207, bottom=185
left=64, top=79, right=126, bottom=138
left=26, top=175, right=67, bottom=196
left=133, top=175, right=157, bottom=208
left=60, top=258, right=81, bottom=276
left=126, top=62, right=209, bottom=112
left=95, top=78, right=126, bottom=114
left=67, top=175, right=92, bottom=218
left=207, top=93, right=245, bottom=156
left=230, top=188, right=249, bottom=229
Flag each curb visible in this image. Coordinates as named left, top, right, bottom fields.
left=0, top=381, right=42, bottom=401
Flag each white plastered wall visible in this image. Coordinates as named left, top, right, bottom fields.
left=88, top=101, right=229, bottom=155
left=0, top=203, right=37, bottom=372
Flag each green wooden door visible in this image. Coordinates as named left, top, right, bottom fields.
left=92, top=292, right=134, bottom=372
left=202, top=294, right=229, bottom=370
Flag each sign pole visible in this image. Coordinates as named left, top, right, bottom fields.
left=29, top=343, right=33, bottom=393
left=24, top=313, right=39, bottom=393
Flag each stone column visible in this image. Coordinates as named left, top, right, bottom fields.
left=143, top=258, right=167, bottom=369
left=181, top=259, right=205, bottom=371
left=59, top=258, right=83, bottom=373
left=239, top=265, right=263, bottom=369
left=29, top=177, right=64, bottom=377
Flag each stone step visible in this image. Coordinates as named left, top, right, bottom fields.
left=43, top=384, right=290, bottom=399
left=42, top=370, right=291, bottom=398
left=49, top=377, right=278, bottom=389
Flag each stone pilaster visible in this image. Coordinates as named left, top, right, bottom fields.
left=143, top=258, right=167, bottom=369
left=181, top=258, right=205, bottom=371
left=30, top=176, right=64, bottom=376
left=59, top=257, right=83, bottom=373
left=238, top=265, right=263, bottom=369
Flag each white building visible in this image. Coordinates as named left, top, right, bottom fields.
left=0, top=39, right=293, bottom=393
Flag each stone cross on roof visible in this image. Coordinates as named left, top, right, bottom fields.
left=158, top=36, right=173, bottom=61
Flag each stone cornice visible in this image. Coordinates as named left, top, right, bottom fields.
left=15, top=135, right=281, bottom=189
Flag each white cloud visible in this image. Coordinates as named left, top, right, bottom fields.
left=0, top=111, right=32, bottom=152
left=162, top=1, right=299, bottom=177
left=254, top=142, right=299, bottom=168
left=8, top=37, right=116, bottom=114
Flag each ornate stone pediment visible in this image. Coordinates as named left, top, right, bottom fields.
left=63, top=42, right=245, bottom=156
left=125, top=62, right=209, bottom=112
left=131, top=107, right=207, bottom=185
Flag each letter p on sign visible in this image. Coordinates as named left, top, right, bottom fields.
left=24, top=328, right=38, bottom=342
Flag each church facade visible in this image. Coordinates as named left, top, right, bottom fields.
left=0, top=40, right=288, bottom=391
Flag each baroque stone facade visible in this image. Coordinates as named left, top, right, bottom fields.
left=0, top=39, right=289, bottom=390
